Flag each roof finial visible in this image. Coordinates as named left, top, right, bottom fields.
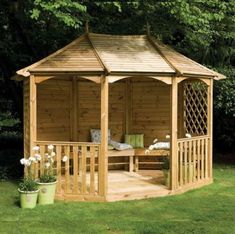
left=146, top=21, right=151, bottom=36
left=85, top=20, right=89, bottom=34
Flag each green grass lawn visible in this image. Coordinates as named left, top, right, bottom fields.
left=0, top=164, right=235, bottom=234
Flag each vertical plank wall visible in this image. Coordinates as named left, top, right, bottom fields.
left=37, top=79, right=72, bottom=141
left=77, top=80, right=125, bottom=142
left=131, top=78, right=171, bottom=146
left=23, top=79, right=30, bottom=157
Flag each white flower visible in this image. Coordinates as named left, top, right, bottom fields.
left=29, top=156, right=36, bottom=162
left=45, top=153, right=49, bottom=158
left=45, top=162, right=50, bottom=168
left=62, top=155, right=68, bottom=162
left=185, top=133, right=192, bottom=138
left=33, top=146, right=40, bottom=151
left=35, top=154, right=41, bottom=161
left=24, top=159, right=31, bottom=167
left=48, top=144, right=54, bottom=150
left=50, top=158, right=54, bottom=163
left=153, top=138, right=158, bottom=143
left=149, top=145, right=154, bottom=151
left=51, top=152, right=56, bottom=157
left=166, top=135, right=170, bottom=139
left=20, top=158, right=26, bottom=165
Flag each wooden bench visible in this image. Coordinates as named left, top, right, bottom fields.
left=134, top=148, right=170, bottom=172
left=108, top=149, right=135, bottom=172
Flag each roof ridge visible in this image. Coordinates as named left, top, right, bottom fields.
left=87, top=33, right=110, bottom=74
left=147, top=35, right=182, bottom=76
left=155, top=39, right=225, bottom=79
left=17, top=34, right=86, bottom=77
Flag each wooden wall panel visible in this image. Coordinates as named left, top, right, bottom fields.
left=131, top=78, right=171, bottom=146
left=37, top=79, right=71, bottom=141
left=77, top=80, right=125, bottom=142
left=23, top=79, right=30, bottom=157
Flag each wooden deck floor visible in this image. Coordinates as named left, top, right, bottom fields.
left=107, top=170, right=170, bottom=201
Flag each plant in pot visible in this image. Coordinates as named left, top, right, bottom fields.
left=18, top=157, right=39, bottom=208
left=34, top=145, right=58, bottom=205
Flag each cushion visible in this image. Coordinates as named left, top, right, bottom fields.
left=152, top=142, right=170, bottom=149
left=125, top=134, right=144, bottom=148
left=109, top=140, right=133, bottom=151
left=90, top=129, right=111, bottom=143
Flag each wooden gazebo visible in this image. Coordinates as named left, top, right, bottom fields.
left=15, top=33, right=225, bottom=201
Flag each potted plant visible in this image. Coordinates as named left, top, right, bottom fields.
left=33, top=145, right=58, bottom=205
left=18, top=157, right=39, bottom=208
left=162, top=157, right=170, bottom=187
left=34, top=145, right=68, bottom=205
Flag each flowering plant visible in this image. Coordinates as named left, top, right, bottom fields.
left=33, top=145, right=69, bottom=183
left=19, top=156, right=39, bottom=192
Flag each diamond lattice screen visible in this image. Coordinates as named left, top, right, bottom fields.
left=183, top=81, right=208, bottom=135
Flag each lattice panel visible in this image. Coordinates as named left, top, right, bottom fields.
left=183, top=81, right=208, bottom=135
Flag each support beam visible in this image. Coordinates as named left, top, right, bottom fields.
left=29, top=75, right=37, bottom=156
left=99, top=76, right=109, bottom=197
left=170, top=78, right=178, bottom=190
left=125, top=79, right=132, bottom=134
left=207, top=79, right=213, bottom=179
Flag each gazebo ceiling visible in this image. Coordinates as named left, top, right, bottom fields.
left=16, top=33, right=225, bottom=80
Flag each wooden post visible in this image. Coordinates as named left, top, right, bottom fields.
left=72, top=77, right=78, bottom=141
left=170, top=78, right=178, bottom=190
left=178, top=82, right=184, bottom=138
left=29, top=75, right=37, bottom=156
left=125, top=79, right=132, bottom=135
left=99, top=76, right=109, bottom=197
left=207, top=79, right=213, bottom=179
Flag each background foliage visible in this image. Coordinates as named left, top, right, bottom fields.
left=0, top=0, right=234, bottom=177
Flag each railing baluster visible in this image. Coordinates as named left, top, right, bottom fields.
left=56, top=145, right=62, bottom=194
left=179, top=142, right=183, bottom=186
left=183, top=141, right=187, bottom=185
left=201, top=138, right=205, bottom=179
left=65, top=145, right=70, bottom=193
left=193, top=140, right=196, bottom=182
left=189, top=140, right=192, bottom=184
left=90, top=146, right=95, bottom=194
left=81, top=145, right=87, bottom=194
left=73, top=146, right=79, bottom=194
left=197, top=139, right=200, bottom=181
left=205, top=138, right=208, bottom=179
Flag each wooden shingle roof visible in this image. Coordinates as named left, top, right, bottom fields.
left=16, top=33, right=225, bottom=80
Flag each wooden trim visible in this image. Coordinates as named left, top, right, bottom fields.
left=99, top=76, right=109, bottom=196
left=207, top=79, right=213, bottom=178
left=107, top=74, right=172, bottom=84
left=170, top=78, right=178, bottom=190
left=78, top=76, right=101, bottom=83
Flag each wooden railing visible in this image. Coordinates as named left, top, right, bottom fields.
left=177, top=135, right=210, bottom=187
left=33, top=141, right=103, bottom=200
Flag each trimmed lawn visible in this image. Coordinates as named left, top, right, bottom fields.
left=0, top=164, right=235, bottom=234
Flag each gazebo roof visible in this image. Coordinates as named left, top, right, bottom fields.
left=16, top=33, right=225, bottom=80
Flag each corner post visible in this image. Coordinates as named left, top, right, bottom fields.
left=99, top=75, right=109, bottom=197
left=29, top=75, right=37, bottom=156
left=207, top=79, right=213, bottom=179
left=170, top=78, right=178, bottom=190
